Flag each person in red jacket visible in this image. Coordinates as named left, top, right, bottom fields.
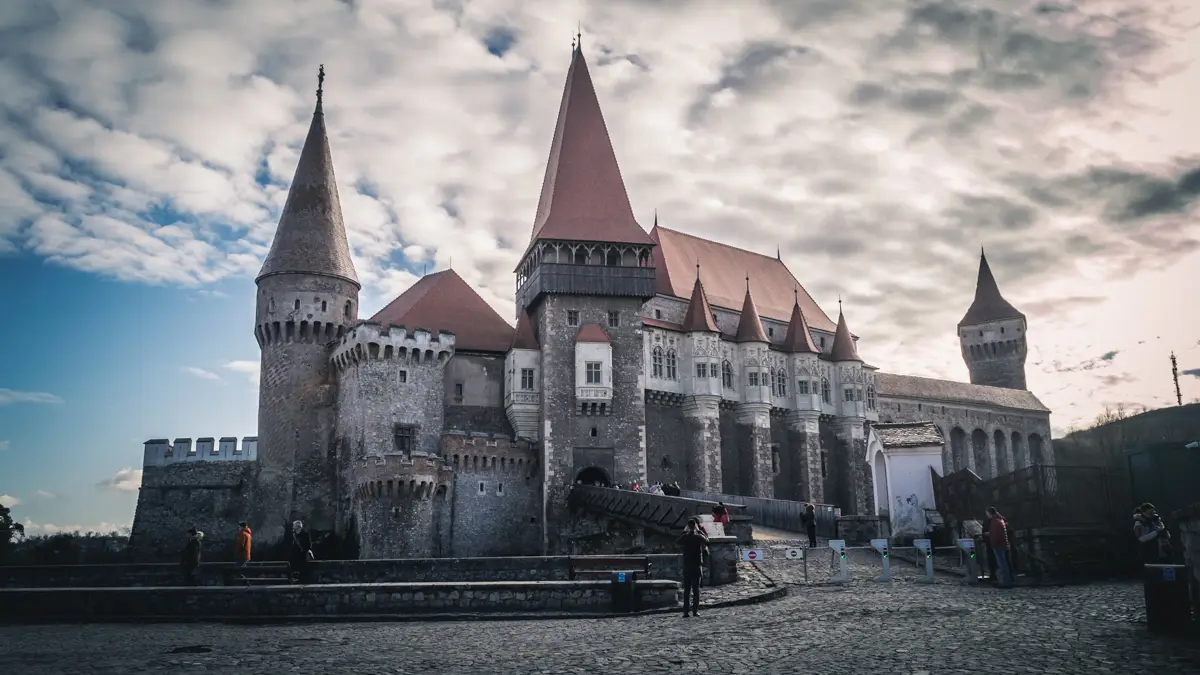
left=985, top=507, right=1013, bottom=588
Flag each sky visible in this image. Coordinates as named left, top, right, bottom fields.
left=0, top=0, right=1198, bottom=535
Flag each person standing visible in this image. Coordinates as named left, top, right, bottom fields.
left=985, top=507, right=1013, bottom=588
left=233, top=521, right=252, bottom=584
left=290, top=520, right=313, bottom=584
left=804, top=503, right=818, bottom=548
left=676, top=518, right=709, bottom=618
left=181, top=527, right=203, bottom=585
left=1133, top=502, right=1171, bottom=565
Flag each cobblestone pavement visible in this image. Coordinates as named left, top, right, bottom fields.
left=2, top=577, right=1195, bottom=674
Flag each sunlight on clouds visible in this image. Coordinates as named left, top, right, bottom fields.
left=97, top=468, right=143, bottom=493
left=0, top=388, right=64, bottom=406
left=223, top=361, right=261, bottom=387
left=0, top=495, right=20, bottom=508
left=182, top=366, right=222, bottom=382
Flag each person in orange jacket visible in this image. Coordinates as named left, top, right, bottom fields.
left=234, top=521, right=252, bottom=568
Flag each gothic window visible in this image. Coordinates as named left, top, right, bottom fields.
left=608, top=311, right=620, bottom=328
left=844, top=387, right=855, bottom=403
left=821, top=378, right=831, bottom=404
left=585, top=362, right=602, bottom=385
left=666, top=349, right=678, bottom=380
left=398, top=370, right=408, bottom=384
left=855, top=387, right=863, bottom=402
left=567, top=310, right=579, bottom=326
left=520, top=368, right=535, bottom=390
left=321, top=300, right=327, bottom=312
left=722, top=361, right=733, bottom=389
left=294, top=299, right=300, bottom=310
left=344, top=301, right=352, bottom=319
left=768, top=327, right=774, bottom=338
left=393, top=425, right=416, bottom=455
left=775, top=370, right=787, bottom=397
left=652, top=347, right=664, bottom=378
left=797, top=379, right=810, bottom=395
left=866, top=385, right=876, bottom=410
left=748, top=371, right=760, bottom=386
left=696, top=362, right=708, bottom=378
left=819, top=336, right=826, bottom=349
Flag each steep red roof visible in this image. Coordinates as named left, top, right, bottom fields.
left=650, top=226, right=834, bottom=332
left=369, top=269, right=514, bottom=353
left=733, top=284, right=769, bottom=343
left=782, top=293, right=820, bottom=353
left=526, top=47, right=654, bottom=249
left=511, top=310, right=539, bottom=350
left=680, top=274, right=719, bottom=333
left=830, top=307, right=862, bottom=362
left=575, top=323, right=611, bottom=343
left=959, top=249, right=1025, bottom=327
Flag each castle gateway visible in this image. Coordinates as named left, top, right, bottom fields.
left=130, top=47, right=1053, bottom=560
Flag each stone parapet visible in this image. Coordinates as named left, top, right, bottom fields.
left=142, top=437, right=258, bottom=467
left=354, top=453, right=451, bottom=500
left=331, top=322, right=455, bottom=373
left=440, top=432, right=537, bottom=475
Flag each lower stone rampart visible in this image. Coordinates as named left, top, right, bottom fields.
left=129, top=461, right=258, bottom=562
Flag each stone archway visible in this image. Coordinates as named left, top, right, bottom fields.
left=1011, top=431, right=1027, bottom=469
left=1029, top=434, right=1047, bottom=466
left=950, top=427, right=968, bottom=472
left=575, top=466, right=611, bottom=487
left=873, top=450, right=890, bottom=518
left=971, top=429, right=990, bottom=478
left=993, top=430, right=1010, bottom=476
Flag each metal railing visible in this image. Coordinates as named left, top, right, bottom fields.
left=679, top=490, right=838, bottom=539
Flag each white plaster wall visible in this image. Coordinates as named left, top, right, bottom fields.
left=868, top=431, right=944, bottom=538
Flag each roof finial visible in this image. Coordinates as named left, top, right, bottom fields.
left=794, top=285, right=799, bottom=305
left=316, top=64, right=325, bottom=113
left=776, top=246, right=781, bottom=260
left=838, top=294, right=843, bottom=313
left=745, top=273, right=750, bottom=293
left=654, top=208, right=658, bottom=228
left=577, top=22, right=582, bottom=51
left=695, top=259, right=700, bottom=281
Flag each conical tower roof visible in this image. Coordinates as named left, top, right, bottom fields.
left=511, top=310, right=539, bottom=350
left=734, top=280, right=769, bottom=343
left=681, top=270, right=719, bottom=333
left=959, top=249, right=1024, bottom=327
left=258, top=68, right=358, bottom=286
left=525, top=46, right=654, bottom=251
left=782, top=291, right=820, bottom=353
left=830, top=305, right=861, bottom=362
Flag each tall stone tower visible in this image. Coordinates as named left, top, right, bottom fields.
left=253, top=67, right=360, bottom=550
left=513, top=45, right=657, bottom=554
left=959, top=249, right=1027, bottom=390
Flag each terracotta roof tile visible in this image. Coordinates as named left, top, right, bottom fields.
left=650, top=226, right=834, bottom=332
left=527, top=48, right=654, bottom=250
left=960, top=250, right=1024, bottom=327
left=575, top=323, right=610, bottom=343
left=370, top=270, right=514, bottom=353
left=873, top=422, right=946, bottom=448
left=511, top=310, right=539, bottom=350
left=681, top=275, right=719, bottom=332
left=829, top=309, right=861, bottom=362
left=874, top=372, right=1050, bottom=413
left=734, top=284, right=769, bottom=343
left=782, top=294, right=820, bottom=354
left=642, top=317, right=683, bottom=331
left=257, top=96, right=358, bottom=286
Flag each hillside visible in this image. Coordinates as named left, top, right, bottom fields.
left=1054, top=403, right=1200, bottom=467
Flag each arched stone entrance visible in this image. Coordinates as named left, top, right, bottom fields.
left=873, top=451, right=890, bottom=518
left=972, top=429, right=990, bottom=478
left=575, top=466, right=611, bottom=487
left=1011, top=431, right=1027, bottom=469
left=1029, top=433, right=1047, bottom=465
left=950, top=427, right=968, bottom=471
left=994, top=429, right=1010, bottom=476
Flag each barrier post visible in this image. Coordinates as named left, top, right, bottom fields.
left=913, top=539, right=934, bottom=584
left=829, top=539, right=849, bottom=584
left=956, top=538, right=979, bottom=585
left=870, top=539, right=891, bottom=582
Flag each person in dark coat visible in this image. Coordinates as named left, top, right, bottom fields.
left=181, top=527, right=203, bottom=585
left=290, top=520, right=313, bottom=584
left=676, top=518, right=709, bottom=618
left=804, top=503, right=818, bottom=548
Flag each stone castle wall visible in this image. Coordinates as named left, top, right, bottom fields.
left=441, top=433, right=542, bottom=557
left=130, top=459, right=258, bottom=562
left=444, top=353, right=513, bottom=436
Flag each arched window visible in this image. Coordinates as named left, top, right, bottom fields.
left=866, top=385, right=876, bottom=410
left=344, top=301, right=353, bottom=319
left=773, top=369, right=787, bottom=397
left=821, top=377, right=831, bottom=404
left=722, top=360, right=733, bottom=389
left=665, top=349, right=678, bottom=380
left=652, top=346, right=664, bottom=378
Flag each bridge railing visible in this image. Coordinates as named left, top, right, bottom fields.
left=680, top=489, right=839, bottom=539
left=568, top=485, right=748, bottom=538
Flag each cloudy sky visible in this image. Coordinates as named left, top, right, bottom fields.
left=0, top=0, right=1197, bottom=534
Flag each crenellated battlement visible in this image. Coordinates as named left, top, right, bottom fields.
left=440, top=431, right=538, bottom=475
left=354, top=452, right=452, bottom=501
left=331, top=322, right=455, bottom=373
left=142, top=437, right=258, bottom=468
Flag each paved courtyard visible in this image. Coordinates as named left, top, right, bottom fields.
left=1, top=575, right=1195, bottom=674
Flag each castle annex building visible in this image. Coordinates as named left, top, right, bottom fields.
left=131, top=48, right=1053, bottom=560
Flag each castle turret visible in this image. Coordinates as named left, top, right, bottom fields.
left=733, top=279, right=773, bottom=498
left=829, top=305, right=872, bottom=514
left=959, top=249, right=1028, bottom=390
left=353, top=452, right=452, bottom=559
left=253, top=66, right=360, bottom=549
left=504, top=310, right=541, bottom=441
left=513, top=44, right=657, bottom=553
left=680, top=270, right=723, bottom=492
left=781, top=291, right=824, bottom=503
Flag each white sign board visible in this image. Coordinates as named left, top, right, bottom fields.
left=784, top=547, right=805, bottom=560
left=740, top=548, right=767, bottom=562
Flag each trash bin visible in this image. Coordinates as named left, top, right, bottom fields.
left=1144, top=564, right=1191, bottom=634
left=611, top=571, right=638, bottom=613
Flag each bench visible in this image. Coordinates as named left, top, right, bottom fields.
left=568, top=556, right=653, bottom=581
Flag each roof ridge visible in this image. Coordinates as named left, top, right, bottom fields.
left=654, top=226, right=784, bottom=264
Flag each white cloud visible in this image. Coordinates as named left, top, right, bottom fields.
left=97, top=468, right=142, bottom=493
left=182, top=366, right=222, bottom=382
left=21, top=519, right=131, bottom=537
left=223, top=360, right=261, bottom=386
left=0, top=388, right=64, bottom=406
left=33, top=490, right=56, bottom=500
left=0, top=494, right=20, bottom=508
left=0, top=440, right=9, bottom=451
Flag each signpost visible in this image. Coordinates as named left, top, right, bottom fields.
left=783, top=548, right=804, bottom=560
left=740, top=548, right=767, bottom=562
left=956, top=538, right=979, bottom=585
left=913, top=538, right=935, bottom=584
left=870, top=538, right=891, bottom=582
left=829, top=539, right=849, bottom=584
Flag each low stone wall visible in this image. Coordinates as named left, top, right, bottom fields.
left=1174, top=503, right=1200, bottom=618
left=836, top=515, right=886, bottom=544
left=0, top=580, right=681, bottom=622
left=1012, top=527, right=1135, bottom=580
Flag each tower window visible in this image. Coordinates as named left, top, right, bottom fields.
left=393, top=425, right=416, bottom=454
left=1000, top=327, right=1005, bottom=334
left=666, top=350, right=678, bottom=380
left=590, top=426, right=598, bottom=437
left=454, top=382, right=464, bottom=404
left=607, top=311, right=620, bottom=328
left=652, top=347, right=664, bottom=378
left=821, top=378, right=831, bottom=404
left=294, top=299, right=300, bottom=310
left=820, top=337, right=826, bottom=349
left=844, top=387, right=854, bottom=402
left=567, top=310, right=579, bottom=326
left=521, top=368, right=535, bottom=390
left=820, top=451, right=827, bottom=478
left=497, top=483, right=504, bottom=495
left=398, top=370, right=408, bottom=384
left=478, top=482, right=486, bottom=495
left=748, top=371, right=760, bottom=386
left=321, top=300, right=327, bottom=312
left=585, top=362, right=602, bottom=384
left=768, top=327, right=774, bottom=338
left=722, top=361, right=733, bottom=389
left=345, top=301, right=353, bottom=319
left=696, top=362, right=708, bottom=378
left=797, top=379, right=810, bottom=395
left=655, top=309, right=663, bottom=320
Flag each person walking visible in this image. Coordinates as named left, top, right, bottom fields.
left=181, top=527, right=203, bottom=585
left=233, top=521, right=252, bottom=584
left=290, top=520, right=313, bottom=584
left=804, top=503, right=818, bottom=548
left=985, top=507, right=1013, bottom=588
left=676, top=518, right=709, bottom=618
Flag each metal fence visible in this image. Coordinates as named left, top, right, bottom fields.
left=679, top=490, right=839, bottom=539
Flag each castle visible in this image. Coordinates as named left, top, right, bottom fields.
left=130, top=48, right=1053, bottom=561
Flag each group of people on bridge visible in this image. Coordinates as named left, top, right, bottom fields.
left=179, top=519, right=315, bottom=585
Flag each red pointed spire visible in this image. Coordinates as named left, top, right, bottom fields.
left=830, top=302, right=861, bottom=362
left=734, top=277, right=769, bottom=343
left=681, top=269, right=719, bottom=333
left=511, top=310, right=539, bottom=350
left=527, top=48, right=654, bottom=248
left=782, top=289, right=819, bottom=353
left=959, top=248, right=1024, bottom=327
